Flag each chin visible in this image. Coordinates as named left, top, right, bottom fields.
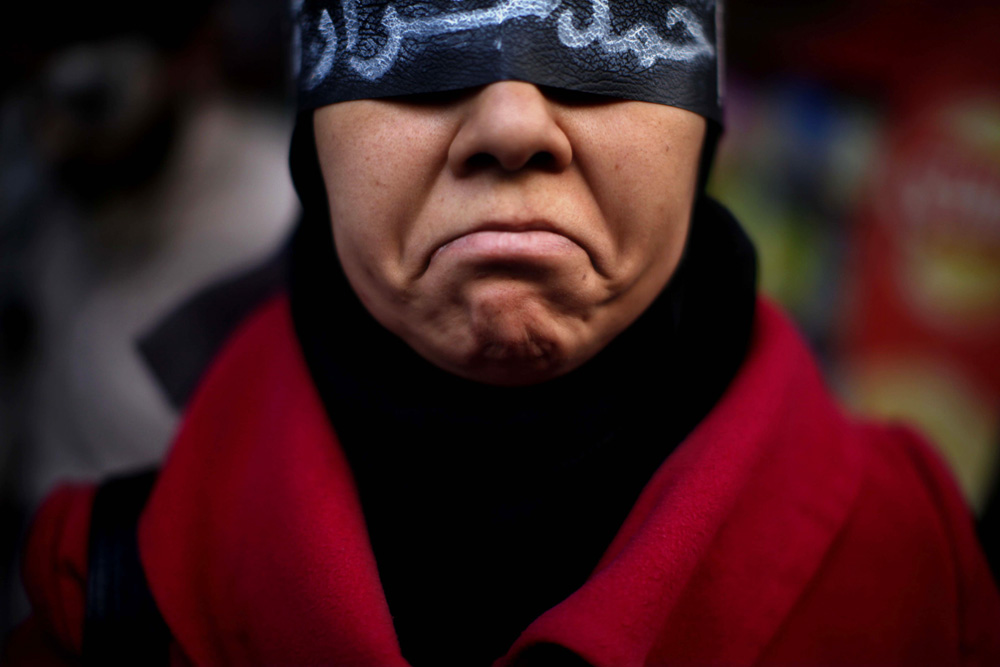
left=442, top=291, right=586, bottom=385
left=463, top=329, right=567, bottom=386
left=375, top=273, right=616, bottom=385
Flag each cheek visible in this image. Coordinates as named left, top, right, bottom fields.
left=317, top=111, right=464, bottom=327
left=576, top=115, right=701, bottom=299
left=324, top=171, right=395, bottom=295
left=589, top=138, right=694, bottom=268
left=320, top=130, right=436, bottom=280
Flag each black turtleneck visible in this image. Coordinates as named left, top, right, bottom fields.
left=289, top=165, right=757, bottom=664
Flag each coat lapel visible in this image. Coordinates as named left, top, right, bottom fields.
left=140, top=296, right=406, bottom=666
left=503, top=301, right=866, bottom=666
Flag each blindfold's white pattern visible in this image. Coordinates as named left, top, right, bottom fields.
left=557, top=5, right=713, bottom=68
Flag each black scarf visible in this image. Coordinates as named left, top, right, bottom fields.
left=288, top=119, right=757, bottom=666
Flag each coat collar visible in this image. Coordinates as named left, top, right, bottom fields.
left=139, top=295, right=865, bottom=666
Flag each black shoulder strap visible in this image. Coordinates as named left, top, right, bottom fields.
left=83, top=469, right=171, bottom=666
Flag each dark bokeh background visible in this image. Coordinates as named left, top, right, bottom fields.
left=1, top=0, right=299, bottom=638
left=2, top=0, right=998, bottom=642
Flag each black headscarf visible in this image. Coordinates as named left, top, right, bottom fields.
left=287, top=116, right=757, bottom=665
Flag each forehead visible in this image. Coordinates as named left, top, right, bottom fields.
left=294, top=0, right=721, bottom=122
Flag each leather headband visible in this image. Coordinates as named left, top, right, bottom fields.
left=293, top=0, right=722, bottom=122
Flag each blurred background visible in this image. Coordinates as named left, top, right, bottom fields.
left=714, top=0, right=1000, bottom=580
left=1, top=0, right=998, bottom=642
left=0, top=0, right=300, bottom=638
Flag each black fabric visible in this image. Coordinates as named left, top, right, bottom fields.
left=509, top=643, right=594, bottom=666
left=977, top=433, right=1000, bottom=583
left=288, top=129, right=757, bottom=664
left=293, top=0, right=722, bottom=123
left=83, top=469, right=170, bottom=666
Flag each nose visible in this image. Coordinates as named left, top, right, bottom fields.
left=447, top=81, right=573, bottom=175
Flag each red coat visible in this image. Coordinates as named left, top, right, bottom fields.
left=9, top=295, right=1000, bottom=665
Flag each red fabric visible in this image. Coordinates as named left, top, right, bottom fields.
left=4, top=484, right=94, bottom=665
left=9, top=295, right=1000, bottom=665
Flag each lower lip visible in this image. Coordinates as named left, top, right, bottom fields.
left=432, top=230, right=580, bottom=263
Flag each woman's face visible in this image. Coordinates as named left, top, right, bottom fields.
left=314, top=82, right=706, bottom=385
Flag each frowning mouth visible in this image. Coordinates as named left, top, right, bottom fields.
left=436, top=228, right=576, bottom=255
left=423, top=222, right=599, bottom=277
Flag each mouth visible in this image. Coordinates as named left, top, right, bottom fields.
left=423, top=222, right=599, bottom=276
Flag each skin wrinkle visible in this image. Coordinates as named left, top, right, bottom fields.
left=315, top=81, right=704, bottom=385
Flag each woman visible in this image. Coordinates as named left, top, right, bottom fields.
left=9, top=0, right=1000, bottom=664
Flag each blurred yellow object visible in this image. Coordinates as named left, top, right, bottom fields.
left=902, top=240, right=1000, bottom=329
